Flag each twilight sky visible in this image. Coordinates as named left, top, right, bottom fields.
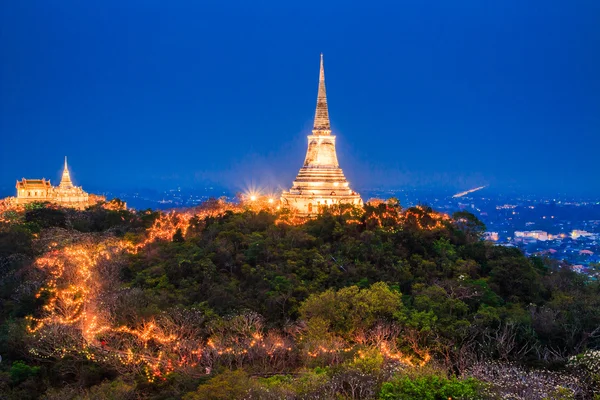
left=1, top=0, right=599, bottom=196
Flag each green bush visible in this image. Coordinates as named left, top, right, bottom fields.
left=81, top=379, right=136, bottom=400
left=184, top=370, right=254, bottom=400
left=10, top=360, right=40, bottom=385
left=379, top=375, right=483, bottom=400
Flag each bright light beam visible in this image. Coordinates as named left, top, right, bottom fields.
left=452, top=186, right=487, bottom=198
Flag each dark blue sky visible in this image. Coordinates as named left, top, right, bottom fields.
left=1, top=0, right=599, bottom=196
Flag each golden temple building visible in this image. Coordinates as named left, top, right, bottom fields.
left=281, top=54, right=363, bottom=215
left=13, top=157, right=106, bottom=209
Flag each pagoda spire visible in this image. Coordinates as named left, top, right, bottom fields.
left=59, top=156, right=73, bottom=188
left=280, top=55, right=363, bottom=215
left=313, top=53, right=331, bottom=132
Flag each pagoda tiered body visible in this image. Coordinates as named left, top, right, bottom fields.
left=14, top=157, right=105, bottom=209
left=281, top=55, right=363, bottom=215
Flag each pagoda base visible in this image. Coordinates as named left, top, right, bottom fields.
left=281, top=191, right=362, bottom=216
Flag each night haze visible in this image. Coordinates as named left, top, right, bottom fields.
left=1, top=0, right=599, bottom=196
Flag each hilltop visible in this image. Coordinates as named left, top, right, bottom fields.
left=0, top=199, right=599, bottom=399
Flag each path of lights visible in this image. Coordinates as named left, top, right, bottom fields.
left=21, top=201, right=432, bottom=381
left=364, top=204, right=450, bottom=232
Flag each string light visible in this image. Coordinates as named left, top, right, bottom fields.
left=20, top=201, right=435, bottom=381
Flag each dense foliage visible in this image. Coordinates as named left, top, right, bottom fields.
left=0, top=200, right=599, bottom=399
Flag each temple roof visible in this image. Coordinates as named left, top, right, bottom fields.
left=313, top=54, right=331, bottom=132
left=16, top=178, right=52, bottom=189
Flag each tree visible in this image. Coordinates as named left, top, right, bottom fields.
left=489, top=257, right=542, bottom=303
left=299, top=282, right=405, bottom=337
left=452, top=211, right=486, bottom=243
left=24, top=207, right=67, bottom=229
left=173, top=228, right=185, bottom=242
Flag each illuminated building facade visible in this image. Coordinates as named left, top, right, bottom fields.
left=514, top=230, right=549, bottom=241
left=281, top=55, right=362, bottom=215
left=484, top=232, right=499, bottom=241
left=571, top=230, right=596, bottom=240
left=14, top=157, right=106, bottom=209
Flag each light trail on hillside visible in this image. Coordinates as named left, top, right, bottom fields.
left=21, top=201, right=431, bottom=381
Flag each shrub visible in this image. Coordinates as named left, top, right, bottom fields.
left=184, top=370, right=254, bottom=400
left=81, top=379, right=136, bottom=400
left=10, top=360, right=40, bottom=385
left=379, top=374, right=483, bottom=400
left=468, top=361, right=585, bottom=400
left=567, top=350, right=600, bottom=394
left=568, top=349, right=600, bottom=376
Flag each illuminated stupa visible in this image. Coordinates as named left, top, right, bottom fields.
left=281, top=54, right=363, bottom=215
left=59, top=156, right=74, bottom=189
